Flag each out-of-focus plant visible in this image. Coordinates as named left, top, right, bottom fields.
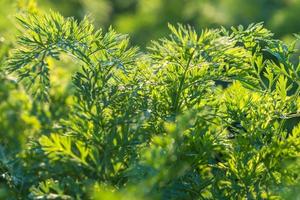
left=3, top=0, right=300, bottom=47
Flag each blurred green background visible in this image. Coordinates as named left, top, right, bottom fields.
left=0, top=0, right=300, bottom=47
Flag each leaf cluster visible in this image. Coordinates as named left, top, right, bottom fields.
left=1, top=11, right=300, bottom=200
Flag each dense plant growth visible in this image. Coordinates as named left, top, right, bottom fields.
left=1, top=11, right=300, bottom=199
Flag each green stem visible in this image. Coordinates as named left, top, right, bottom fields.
left=172, top=49, right=195, bottom=118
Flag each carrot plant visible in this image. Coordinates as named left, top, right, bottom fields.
left=1, top=11, right=300, bottom=199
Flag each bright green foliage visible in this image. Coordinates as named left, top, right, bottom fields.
left=1, top=11, right=300, bottom=200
